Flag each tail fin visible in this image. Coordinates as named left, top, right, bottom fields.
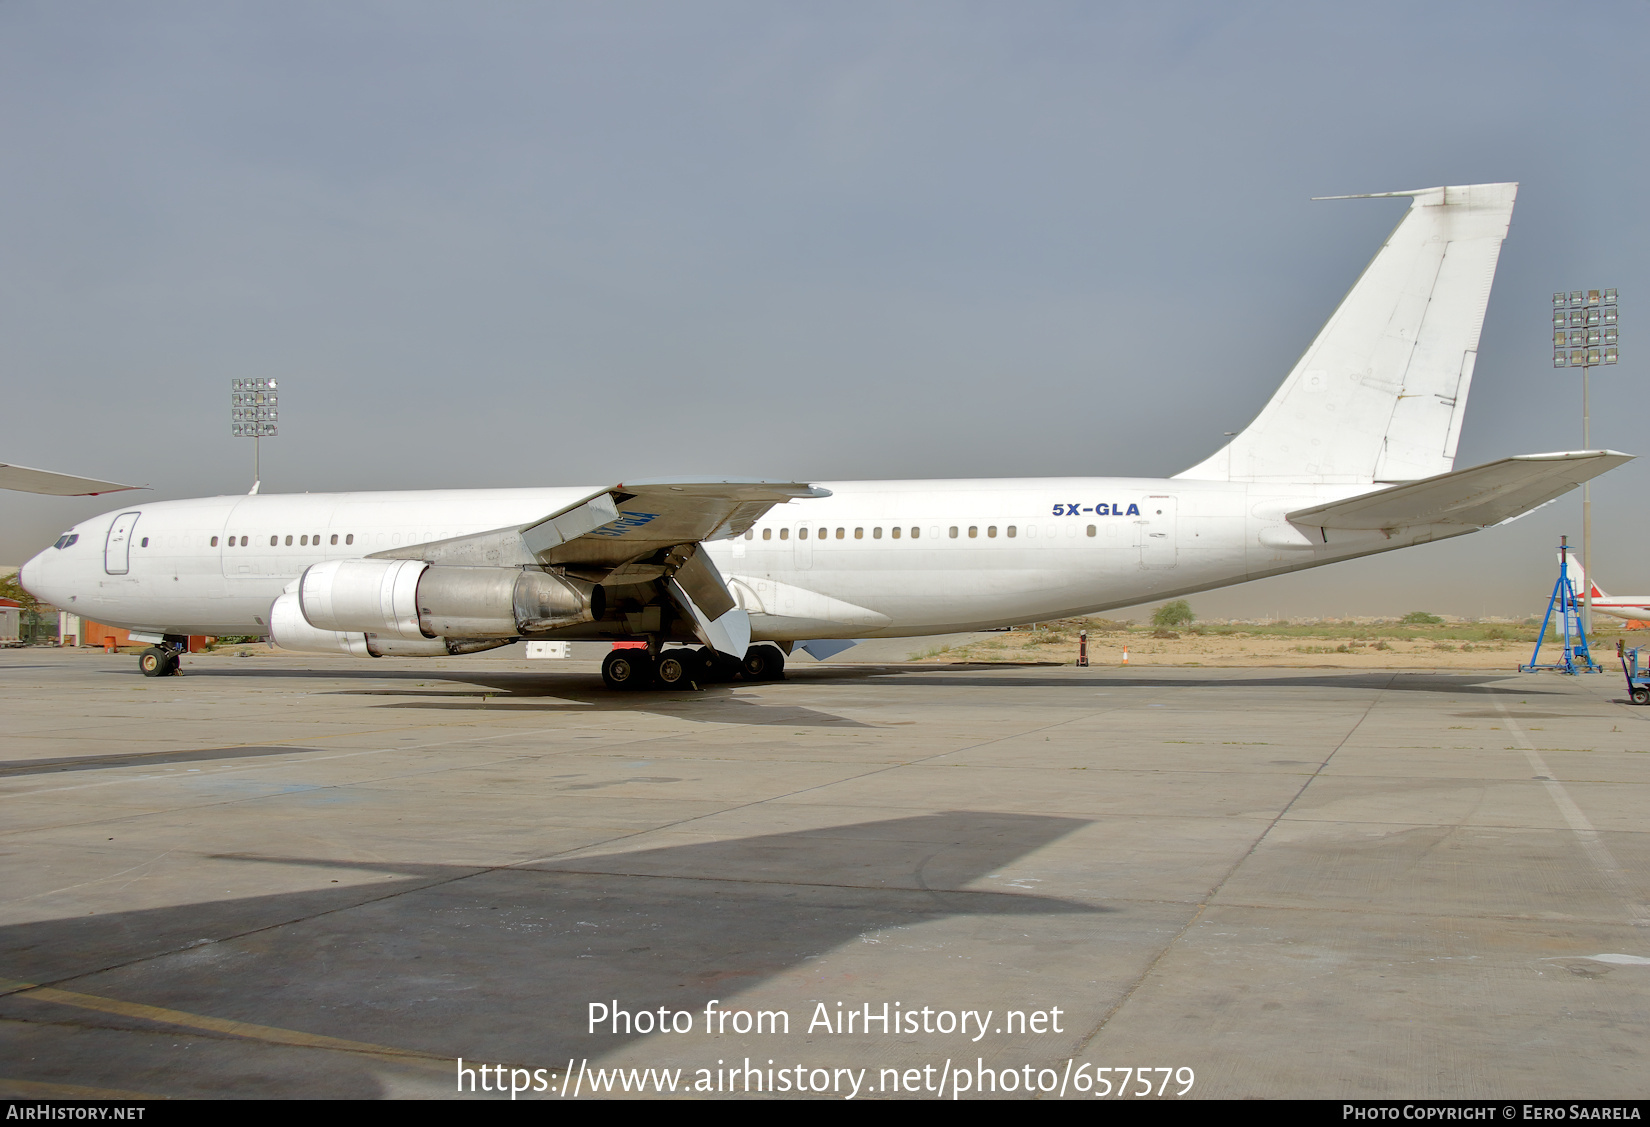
left=1560, top=552, right=1605, bottom=601
left=1177, top=183, right=1518, bottom=484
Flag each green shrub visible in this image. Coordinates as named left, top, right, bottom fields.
left=1152, top=600, right=1195, bottom=629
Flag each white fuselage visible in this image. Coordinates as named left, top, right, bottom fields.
left=20, top=476, right=1452, bottom=642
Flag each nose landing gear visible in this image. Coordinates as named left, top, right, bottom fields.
left=138, top=645, right=181, bottom=677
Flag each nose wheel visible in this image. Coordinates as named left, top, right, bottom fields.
left=138, top=646, right=180, bottom=677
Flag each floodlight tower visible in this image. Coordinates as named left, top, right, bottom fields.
left=1552, top=289, right=1618, bottom=634
left=230, top=378, right=279, bottom=493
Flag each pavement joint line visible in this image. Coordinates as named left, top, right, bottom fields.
left=0, top=978, right=449, bottom=1069
left=0, top=719, right=661, bottom=808
left=1490, top=695, right=1650, bottom=929
left=1071, top=672, right=1397, bottom=1056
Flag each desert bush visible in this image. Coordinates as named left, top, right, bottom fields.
left=1152, top=600, right=1195, bottom=629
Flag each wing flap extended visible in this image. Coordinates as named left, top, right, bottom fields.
left=1286, top=450, right=1632, bottom=531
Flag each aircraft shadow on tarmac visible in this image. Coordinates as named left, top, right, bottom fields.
left=0, top=811, right=1099, bottom=1098
left=156, top=665, right=1572, bottom=731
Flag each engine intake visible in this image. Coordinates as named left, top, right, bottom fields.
left=299, top=559, right=602, bottom=640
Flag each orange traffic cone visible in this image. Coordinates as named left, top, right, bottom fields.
left=1122, top=646, right=1129, bottom=665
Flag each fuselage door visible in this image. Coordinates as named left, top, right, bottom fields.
left=1138, top=495, right=1177, bottom=570
left=103, top=512, right=142, bottom=575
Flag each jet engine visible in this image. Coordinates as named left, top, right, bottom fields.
left=268, top=591, right=516, bottom=658
left=296, top=559, right=603, bottom=640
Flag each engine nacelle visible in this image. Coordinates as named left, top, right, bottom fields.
left=270, top=590, right=376, bottom=657
left=298, top=559, right=602, bottom=640
left=269, top=591, right=505, bottom=658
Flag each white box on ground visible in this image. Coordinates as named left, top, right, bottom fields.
left=526, top=641, right=570, bottom=659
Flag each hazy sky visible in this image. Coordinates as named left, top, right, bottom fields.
left=2, top=2, right=1645, bottom=619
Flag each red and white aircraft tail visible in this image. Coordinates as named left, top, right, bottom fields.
left=1559, top=554, right=1650, bottom=622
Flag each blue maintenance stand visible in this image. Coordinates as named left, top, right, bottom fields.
left=1521, top=539, right=1600, bottom=674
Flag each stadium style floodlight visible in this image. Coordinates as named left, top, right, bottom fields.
left=230, top=378, right=280, bottom=491
left=1551, top=288, right=1618, bottom=634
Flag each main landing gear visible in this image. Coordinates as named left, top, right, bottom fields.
left=601, top=643, right=786, bottom=691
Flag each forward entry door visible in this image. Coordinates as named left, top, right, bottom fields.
left=104, top=512, right=142, bottom=575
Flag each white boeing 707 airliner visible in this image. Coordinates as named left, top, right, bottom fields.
left=18, top=182, right=1632, bottom=688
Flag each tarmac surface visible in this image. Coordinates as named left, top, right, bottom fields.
left=0, top=646, right=1646, bottom=1100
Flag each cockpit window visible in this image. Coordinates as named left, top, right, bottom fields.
left=53, top=533, right=79, bottom=550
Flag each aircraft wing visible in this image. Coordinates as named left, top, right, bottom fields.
left=366, top=478, right=825, bottom=656
left=1287, top=450, right=1632, bottom=531
left=370, top=478, right=829, bottom=571
left=0, top=462, right=143, bottom=497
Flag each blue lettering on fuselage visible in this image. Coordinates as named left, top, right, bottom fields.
left=1051, top=503, right=1140, bottom=517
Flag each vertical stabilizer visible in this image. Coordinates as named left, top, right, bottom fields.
left=1176, top=183, right=1517, bottom=484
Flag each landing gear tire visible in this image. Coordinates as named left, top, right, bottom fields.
left=602, top=649, right=651, bottom=691
left=683, top=646, right=738, bottom=683
left=654, top=652, right=689, bottom=689
left=1632, top=687, right=1650, bottom=706
left=740, top=643, right=785, bottom=681
left=139, top=647, right=178, bottom=678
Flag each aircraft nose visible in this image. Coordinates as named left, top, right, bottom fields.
left=18, top=550, right=49, bottom=603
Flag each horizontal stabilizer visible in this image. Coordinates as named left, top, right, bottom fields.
left=0, top=462, right=143, bottom=496
left=1286, top=450, right=1632, bottom=531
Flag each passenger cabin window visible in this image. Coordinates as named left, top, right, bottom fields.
left=270, top=535, right=278, bottom=546
left=891, top=527, right=901, bottom=539
left=763, top=528, right=772, bottom=540
left=285, top=535, right=293, bottom=546
left=330, top=534, right=338, bottom=545
left=910, top=527, right=920, bottom=539
left=300, top=535, right=308, bottom=546
left=949, top=526, right=958, bottom=538
left=744, top=530, right=753, bottom=540
left=780, top=528, right=790, bottom=540
left=987, top=526, right=997, bottom=538
left=1007, top=526, right=1017, bottom=537
left=210, top=536, right=219, bottom=547
left=799, top=527, right=809, bottom=539
left=241, top=536, right=248, bottom=546
left=836, top=527, right=845, bottom=539
left=1087, top=525, right=1097, bottom=536
left=873, top=527, right=882, bottom=539
left=968, top=526, right=978, bottom=538
left=345, top=534, right=353, bottom=545
left=854, top=527, right=863, bottom=539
